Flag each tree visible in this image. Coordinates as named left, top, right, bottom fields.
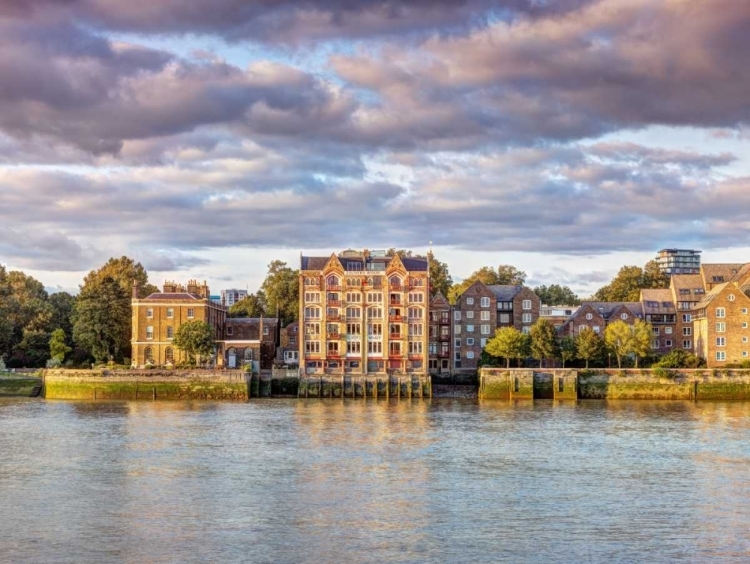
left=82, top=256, right=158, bottom=298
left=593, top=260, right=669, bottom=302
left=228, top=292, right=267, bottom=318
left=496, top=265, right=527, bottom=285
left=49, top=292, right=76, bottom=346
left=427, top=250, right=453, bottom=298
left=534, top=284, right=581, bottom=306
left=630, top=319, right=654, bottom=368
left=530, top=319, right=559, bottom=368
left=260, top=261, right=299, bottom=325
left=15, top=329, right=51, bottom=368
left=576, top=327, right=604, bottom=369
left=560, top=336, right=577, bottom=368
left=604, top=320, right=633, bottom=369
left=485, top=327, right=531, bottom=368
left=652, top=349, right=705, bottom=369
left=72, top=276, right=130, bottom=363
left=49, top=328, right=72, bottom=365
left=173, top=321, right=215, bottom=365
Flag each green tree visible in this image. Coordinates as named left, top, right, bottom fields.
left=576, top=327, right=604, bottom=369
left=560, top=336, right=577, bottom=368
left=72, top=276, right=130, bottom=363
left=15, top=329, right=51, bottom=368
left=83, top=256, right=158, bottom=298
left=530, top=319, right=559, bottom=368
left=228, top=292, right=267, bottom=318
left=496, top=265, right=527, bottom=285
left=485, top=327, right=531, bottom=368
left=631, top=319, right=654, bottom=368
left=427, top=250, right=453, bottom=298
left=49, top=328, right=72, bottom=365
left=604, top=320, right=633, bottom=369
left=653, top=349, right=705, bottom=369
left=533, top=284, right=581, bottom=306
left=260, top=261, right=299, bottom=324
left=593, top=260, right=669, bottom=302
left=49, top=292, right=76, bottom=346
left=173, top=320, right=215, bottom=365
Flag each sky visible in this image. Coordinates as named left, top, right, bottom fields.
left=1, top=0, right=749, bottom=298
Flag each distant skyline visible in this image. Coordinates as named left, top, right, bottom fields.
left=1, top=1, right=749, bottom=297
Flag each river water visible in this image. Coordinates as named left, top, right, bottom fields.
left=1, top=398, right=749, bottom=563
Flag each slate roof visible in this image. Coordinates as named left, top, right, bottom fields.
left=579, top=301, right=644, bottom=319
left=486, top=285, right=524, bottom=301
left=694, top=282, right=728, bottom=310
left=301, top=254, right=428, bottom=272
left=640, top=289, right=675, bottom=314
left=701, top=263, right=745, bottom=286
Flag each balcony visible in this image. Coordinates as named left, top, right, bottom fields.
left=326, top=352, right=341, bottom=359
left=389, top=298, right=402, bottom=306
left=326, top=333, right=340, bottom=340
left=389, top=314, right=402, bottom=322
left=438, top=334, right=450, bottom=341
left=437, top=352, right=450, bottom=358
left=327, top=313, right=341, bottom=321
left=327, top=284, right=341, bottom=292
left=408, top=354, right=423, bottom=360
left=327, top=299, right=341, bottom=307
left=389, top=333, right=403, bottom=339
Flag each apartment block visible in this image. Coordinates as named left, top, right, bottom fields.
left=656, top=249, right=701, bottom=275
left=428, top=292, right=451, bottom=375
left=299, top=250, right=429, bottom=375
left=640, top=288, right=677, bottom=355
left=221, top=288, right=248, bottom=307
left=559, top=302, right=643, bottom=337
left=694, top=278, right=750, bottom=367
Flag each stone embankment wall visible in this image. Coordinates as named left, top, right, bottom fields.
left=0, top=375, right=42, bottom=396
left=43, top=369, right=249, bottom=401
left=298, top=374, right=431, bottom=399
left=479, top=368, right=750, bottom=400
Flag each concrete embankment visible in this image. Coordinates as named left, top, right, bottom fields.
left=43, top=369, right=250, bottom=401
left=479, top=368, right=750, bottom=400
left=297, top=373, right=431, bottom=399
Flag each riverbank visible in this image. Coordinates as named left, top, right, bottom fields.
left=0, top=373, right=42, bottom=397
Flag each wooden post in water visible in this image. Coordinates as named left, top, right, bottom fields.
left=386, top=375, right=390, bottom=400
left=93, top=388, right=96, bottom=400
left=319, top=376, right=322, bottom=398
left=152, top=386, right=156, bottom=401
left=398, top=377, right=401, bottom=400
left=135, top=382, right=138, bottom=400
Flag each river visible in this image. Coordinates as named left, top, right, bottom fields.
left=1, top=398, right=749, bottom=563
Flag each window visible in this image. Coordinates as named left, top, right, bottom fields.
left=346, top=292, right=359, bottom=303
left=144, top=347, right=154, bottom=364
left=593, top=326, right=601, bottom=334
left=389, top=342, right=401, bottom=355
left=744, top=323, right=748, bottom=329
left=743, top=337, right=748, bottom=344
left=305, top=292, right=320, bottom=302
left=481, top=311, right=490, bottom=321
left=522, top=326, right=531, bottom=334
left=454, top=311, right=461, bottom=321
left=263, top=326, right=269, bottom=336
left=466, top=351, right=475, bottom=359
left=347, top=323, right=361, bottom=335
left=728, top=294, right=736, bottom=302
left=744, top=351, right=749, bottom=358
left=466, top=311, right=474, bottom=319
left=466, top=324, right=474, bottom=333
left=683, top=340, right=691, bottom=349
left=665, top=327, right=673, bottom=334
left=328, top=341, right=339, bottom=354
left=652, top=327, right=659, bottom=336
left=146, top=326, right=154, bottom=340
left=305, top=341, right=320, bottom=354
left=466, top=338, right=475, bottom=345
left=620, top=313, right=628, bottom=320
left=717, top=337, right=726, bottom=347
left=408, top=342, right=423, bottom=354
left=743, top=309, right=748, bottom=315
left=522, top=313, right=532, bottom=323
left=346, top=307, right=360, bottom=319
left=466, top=297, right=474, bottom=305
left=481, top=338, right=488, bottom=347
left=716, top=351, right=726, bottom=362
left=368, top=307, right=383, bottom=319
left=481, top=324, right=491, bottom=335
left=167, top=326, right=174, bottom=340
left=165, top=348, right=174, bottom=364
left=481, top=297, right=490, bottom=308
left=368, top=323, right=382, bottom=335
left=652, top=340, right=659, bottom=349
left=586, top=313, right=593, bottom=320
left=408, top=324, right=423, bottom=336
left=682, top=314, right=691, bottom=323
left=665, top=340, right=672, bottom=347
left=499, top=313, right=510, bottom=324
left=454, top=324, right=461, bottom=335
left=408, top=292, right=423, bottom=303
left=368, top=341, right=382, bottom=354
left=146, top=308, right=154, bottom=318
left=408, top=307, right=422, bottom=319
left=305, top=323, right=320, bottom=336
left=305, top=307, right=321, bottom=319
left=226, top=326, right=233, bottom=336
left=166, top=308, right=174, bottom=319
left=683, top=327, right=692, bottom=336
left=187, top=308, right=195, bottom=319
left=455, top=338, right=461, bottom=348
left=716, top=307, right=726, bottom=318
left=522, top=300, right=531, bottom=310
left=716, top=322, right=726, bottom=333
left=347, top=341, right=361, bottom=354
left=455, top=351, right=461, bottom=362
left=367, top=292, right=382, bottom=303
left=327, top=275, right=340, bottom=288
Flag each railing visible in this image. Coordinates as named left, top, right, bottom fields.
left=327, top=285, right=341, bottom=292
left=389, top=333, right=402, bottom=339
left=389, top=314, right=402, bottom=322
left=389, top=298, right=402, bottom=306
left=326, top=333, right=340, bottom=340
left=437, top=352, right=450, bottom=358
left=438, top=335, right=450, bottom=341
left=328, top=314, right=341, bottom=321
left=327, top=299, right=341, bottom=307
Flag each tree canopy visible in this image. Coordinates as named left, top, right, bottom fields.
left=228, top=292, right=267, bottom=318
left=485, top=327, right=531, bottom=368
left=575, top=327, right=604, bottom=368
left=72, top=275, right=130, bottom=364
left=529, top=319, right=559, bottom=367
left=593, top=260, right=669, bottom=302
left=427, top=250, right=453, bottom=298
left=260, top=261, right=299, bottom=325
left=448, top=264, right=527, bottom=303
left=533, top=284, right=581, bottom=306
left=173, top=320, right=215, bottom=365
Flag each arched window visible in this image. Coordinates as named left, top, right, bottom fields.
left=327, top=275, right=340, bottom=287
left=165, top=347, right=174, bottom=364
left=144, top=347, right=154, bottom=364
left=228, top=347, right=236, bottom=356
left=244, top=348, right=253, bottom=362
left=390, top=275, right=402, bottom=287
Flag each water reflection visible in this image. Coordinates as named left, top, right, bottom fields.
left=1, top=398, right=749, bottom=563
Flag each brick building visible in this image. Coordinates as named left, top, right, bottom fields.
left=131, top=280, right=226, bottom=368
left=559, top=302, right=643, bottom=337
left=218, top=317, right=279, bottom=370
left=640, top=288, right=677, bottom=355
left=299, top=250, right=429, bottom=375
left=428, top=292, right=451, bottom=375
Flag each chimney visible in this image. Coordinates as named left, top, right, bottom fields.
left=132, top=280, right=139, bottom=299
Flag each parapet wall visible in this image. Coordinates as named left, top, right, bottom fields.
left=479, top=368, right=750, bottom=400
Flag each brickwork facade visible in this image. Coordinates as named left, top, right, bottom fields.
left=694, top=282, right=750, bottom=367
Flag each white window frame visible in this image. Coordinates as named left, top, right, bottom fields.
left=522, top=300, right=532, bottom=310
left=481, top=297, right=490, bottom=308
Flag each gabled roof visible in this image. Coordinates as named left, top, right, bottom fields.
left=430, top=291, right=450, bottom=308
left=701, top=263, right=745, bottom=286
left=640, top=289, right=675, bottom=314
left=486, top=285, right=524, bottom=301
left=578, top=301, right=643, bottom=319
left=694, top=282, right=729, bottom=310
left=300, top=253, right=428, bottom=272
left=301, top=257, right=329, bottom=271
